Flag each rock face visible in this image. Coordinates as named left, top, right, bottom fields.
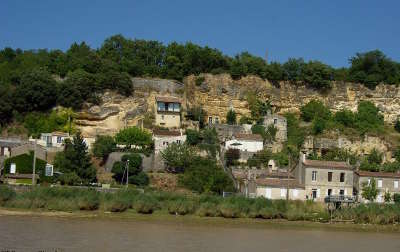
left=76, top=74, right=400, bottom=141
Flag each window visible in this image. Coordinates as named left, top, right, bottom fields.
left=327, top=189, right=332, bottom=196
left=312, top=171, right=317, bottom=181
left=173, top=103, right=180, bottom=112
left=312, top=189, right=317, bottom=199
left=157, top=102, right=165, bottom=111
left=395, top=181, right=399, bottom=189
left=340, top=172, right=345, bottom=182
left=274, top=119, right=278, bottom=124
left=161, top=115, right=164, bottom=120
left=208, top=116, right=213, bottom=124
left=340, top=189, right=345, bottom=196
left=367, top=179, right=371, bottom=186
left=328, top=172, right=333, bottom=182
left=57, top=136, right=62, bottom=144
left=176, top=140, right=181, bottom=144
left=215, top=117, right=219, bottom=124
left=378, top=179, right=383, bottom=188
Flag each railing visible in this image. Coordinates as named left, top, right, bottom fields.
left=324, top=195, right=356, bottom=203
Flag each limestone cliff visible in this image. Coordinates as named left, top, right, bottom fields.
left=76, top=74, right=400, bottom=140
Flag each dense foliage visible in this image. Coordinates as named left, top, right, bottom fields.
left=92, top=135, right=116, bottom=163
left=2, top=35, right=398, bottom=127
left=53, top=132, right=97, bottom=184
left=114, top=126, right=152, bottom=151
left=111, top=153, right=149, bottom=186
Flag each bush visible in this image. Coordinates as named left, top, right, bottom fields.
left=133, top=195, right=158, bottom=214
left=167, top=200, right=195, bottom=215
left=58, top=172, right=82, bottom=186
left=226, top=109, right=236, bottom=125
left=129, top=172, right=150, bottom=186
left=0, top=186, right=16, bottom=204
left=78, top=191, right=100, bottom=210
left=218, top=202, right=241, bottom=218
left=196, top=202, right=219, bottom=217
left=393, top=193, right=400, bottom=204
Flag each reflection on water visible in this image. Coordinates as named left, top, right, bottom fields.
left=0, top=216, right=399, bottom=252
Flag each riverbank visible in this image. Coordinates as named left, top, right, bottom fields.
left=1, top=186, right=400, bottom=230
left=1, top=207, right=400, bottom=233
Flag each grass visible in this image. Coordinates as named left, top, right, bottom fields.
left=1, top=185, right=400, bottom=226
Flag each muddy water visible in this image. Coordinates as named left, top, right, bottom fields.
left=0, top=216, right=399, bottom=252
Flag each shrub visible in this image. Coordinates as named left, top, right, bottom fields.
left=167, top=200, right=195, bottom=215
left=58, top=172, right=82, bottom=186
left=226, top=109, right=236, bottom=125
left=218, top=202, right=241, bottom=218
left=196, top=202, right=219, bottom=217
left=195, top=76, right=205, bottom=86
left=0, top=186, right=16, bottom=204
left=393, top=193, right=400, bottom=204
left=133, top=195, right=158, bottom=214
left=129, top=172, right=150, bottom=186
left=78, top=191, right=100, bottom=210
left=258, top=207, right=280, bottom=219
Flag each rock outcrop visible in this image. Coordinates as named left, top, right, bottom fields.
left=76, top=74, right=400, bottom=141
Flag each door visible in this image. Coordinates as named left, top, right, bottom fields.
left=312, top=189, right=317, bottom=199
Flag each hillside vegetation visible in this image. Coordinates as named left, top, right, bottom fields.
left=1, top=35, right=400, bottom=129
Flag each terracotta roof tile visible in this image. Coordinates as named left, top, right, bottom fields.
left=152, top=129, right=182, bottom=137
left=234, top=133, right=263, bottom=141
left=256, top=178, right=304, bottom=189
left=303, top=159, right=352, bottom=170
left=155, top=96, right=181, bottom=103
left=355, top=171, right=400, bottom=179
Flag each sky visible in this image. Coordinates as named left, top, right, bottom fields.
left=1, top=0, right=399, bottom=67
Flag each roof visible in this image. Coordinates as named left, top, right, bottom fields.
left=51, top=131, right=70, bottom=137
left=152, top=129, right=182, bottom=137
left=256, top=178, right=304, bottom=189
left=234, top=133, right=263, bottom=141
left=355, top=171, right=400, bottom=179
left=0, top=138, right=25, bottom=148
left=155, top=96, right=181, bottom=103
left=302, top=159, right=352, bottom=170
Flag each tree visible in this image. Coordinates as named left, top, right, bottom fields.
left=354, top=101, right=384, bottom=134
left=161, top=143, right=195, bottom=173
left=185, top=129, right=201, bottom=145
left=300, top=100, right=331, bottom=122
left=14, top=67, right=57, bottom=112
left=362, top=179, right=378, bottom=202
left=334, top=109, right=355, bottom=127
left=178, top=157, right=235, bottom=194
left=395, top=119, right=400, bottom=133
left=92, top=135, right=116, bottom=163
left=0, top=85, right=13, bottom=125
left=54, top=132, right=96, bottom=183
left=115, top=127, right=152, bottom=150
left=301, top=61, right=332, bottom=89
left=384, top=191, right=392, bottom=203
left=226, top=109, right=237, bottom=125
left=312, top=117, right=326, bottom=135
left=111, top=153, right=148, bottom=186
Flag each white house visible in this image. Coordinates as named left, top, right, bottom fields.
left=225, top=133, right=263, bottom=153
left=37, top=132, right=70, bottom=148
left=255, top=177, right=306, bottom=200
left=153, top=129, right=186, bottom=154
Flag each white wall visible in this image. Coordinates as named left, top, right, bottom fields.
left=153, top=135, right=187, bottom=153
left=225, top=139, right=263, bottom=153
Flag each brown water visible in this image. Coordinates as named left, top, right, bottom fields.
left=0, top=216, right=399, bottom=252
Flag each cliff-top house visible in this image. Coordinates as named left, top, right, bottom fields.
left=155, top=96, right=181, bottom=128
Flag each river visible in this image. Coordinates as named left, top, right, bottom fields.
left=0, top=215, right=399, bottom=252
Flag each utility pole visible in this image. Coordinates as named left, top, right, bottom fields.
left=125, top=159, right=129, bottom=189
left=287, top=153, right=290, bottom=201
left=32, top=139, right=37, bottom=185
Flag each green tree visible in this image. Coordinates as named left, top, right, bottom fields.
left=394, top=119, right=400, bottom=133
left=361, top=179, right=379, bottom=202
left=54, top=132, right=96, bottom=183
left=185, top=129, right=201, bottom=145
left=354, top=101, right=384, bottom=134
left=300, top=100, right=331, bottom=122
left=186, top=106, right=207, bottom=128
left=226, top=109, right=237, bottom=125
left=384, top=191, right=392, bottom=203
left=115, top=127, right=152, bottom=150
left=178, top=157, right=235, bottom=194
left=111, top=153, right=148, bottom=186
left=161, top=143, right=195, bottom=173
left=334, top=109, right=355, bottom=127
left=312, top=117, right=326, bottom=135
left=301, top=61, right=333, bottom=89
left=14, top=68, right=57, bottom=112
left=92, top=135, right=116, bottom=163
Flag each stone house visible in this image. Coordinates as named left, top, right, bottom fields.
left=255, top=177, right=306, bottom=200
left=263, top=111, right=287, bottom=143
left=354, top=171, right=400, bottom=203
left=295, top=155, right=354, bottom=201
left=155, top=96, right=181, bottom=128
left=152, top=129, right=186, bottom=154
left=212, top=124, right=246, bottom=142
